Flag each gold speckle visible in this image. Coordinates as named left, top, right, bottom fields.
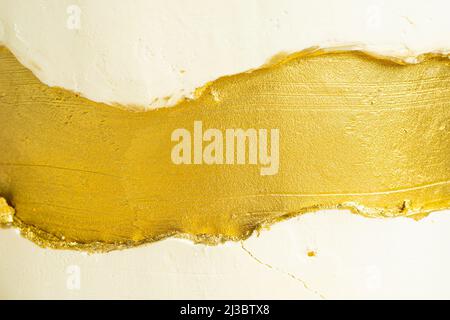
left=307, top=251, right=316, bottom=257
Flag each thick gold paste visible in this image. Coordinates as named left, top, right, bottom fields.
left=0, top=47, right=449, bottom=251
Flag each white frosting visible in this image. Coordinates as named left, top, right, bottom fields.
left=2, top=210, right=450, bottom=299
left=1, top=0, right=450, bottom=109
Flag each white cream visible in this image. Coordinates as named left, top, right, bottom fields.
left=1, top=0, right=450, bottom=109
left=1, top=210, right=450, bottom=299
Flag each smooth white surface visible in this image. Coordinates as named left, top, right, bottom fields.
left=1, top=0, right=450, bottom=109
left=1, top=210, right=450, bottom=299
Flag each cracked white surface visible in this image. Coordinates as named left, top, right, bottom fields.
left=241, top=242, right=326, bottom=299
left=1, top=0, right=450, bottom=109
left=1, top=209, right=450, bottom=299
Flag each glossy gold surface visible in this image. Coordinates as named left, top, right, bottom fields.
left=0, top=47, right=449, bottom=251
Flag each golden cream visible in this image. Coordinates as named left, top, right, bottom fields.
left=0, top=46, right=449, bottom=251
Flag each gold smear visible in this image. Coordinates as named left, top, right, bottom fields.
left=0, top=46, right=449, bottom=252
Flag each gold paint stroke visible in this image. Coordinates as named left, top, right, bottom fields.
left=0, top=46, right=449, bottom=251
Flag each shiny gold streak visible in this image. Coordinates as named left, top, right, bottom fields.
left=0, top=46, right=449, bottom=251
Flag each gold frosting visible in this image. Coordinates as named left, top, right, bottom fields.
left=0, top=46, right=449, bottom=251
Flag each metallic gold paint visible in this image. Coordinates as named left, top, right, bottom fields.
left=0, top=47, right=449, bottom=251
